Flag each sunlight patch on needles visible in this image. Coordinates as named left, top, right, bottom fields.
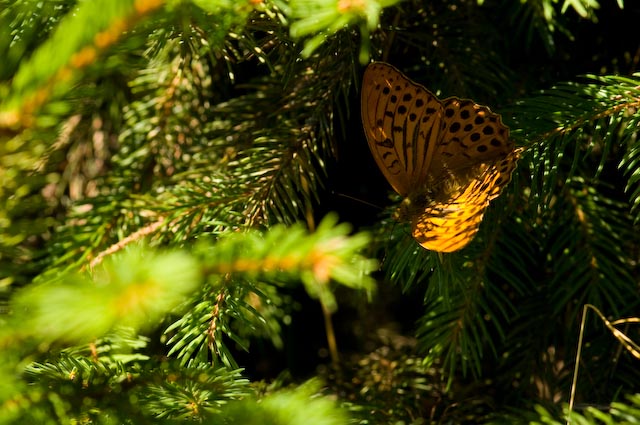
left=209, top=214, right=377, bottom=312
left=283, top=0, right=401, bottom=62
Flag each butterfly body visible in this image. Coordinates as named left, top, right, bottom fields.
left=361, top=62, right=521, bottom=252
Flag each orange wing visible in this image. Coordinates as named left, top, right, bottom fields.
left=411, top=148, right=522, bottom=252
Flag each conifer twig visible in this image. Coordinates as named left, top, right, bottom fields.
left=88, top=218, right=165, bottom=269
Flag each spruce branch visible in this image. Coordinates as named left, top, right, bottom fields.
left=0, top=0, right=164, bottom=130
left=2, top=0, right=639, bottom=422
left=165, top=215, right=377, bottom=366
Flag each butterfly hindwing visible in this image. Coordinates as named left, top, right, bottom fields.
left=411, top=148, right=522, bottom=252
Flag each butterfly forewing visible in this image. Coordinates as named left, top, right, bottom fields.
left=361, top=62, right=444, bottom=196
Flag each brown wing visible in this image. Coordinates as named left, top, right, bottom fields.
left=411, top=148, right=522, bottom=252
left=361, top=62, right=444, bottom=197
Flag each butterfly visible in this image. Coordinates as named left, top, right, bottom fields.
left=361, top=62, right=522, bottom=252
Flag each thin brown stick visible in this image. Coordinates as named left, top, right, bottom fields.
left=568, top=304, right=640, bottom=424
left=568, top=304, right=588, bottom=424
left=301, top=174, right=340, bottom=366
left=322, top=301, right=339, bottom=366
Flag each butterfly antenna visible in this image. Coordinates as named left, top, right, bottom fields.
left=332, top=191, right=383, bottom=211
